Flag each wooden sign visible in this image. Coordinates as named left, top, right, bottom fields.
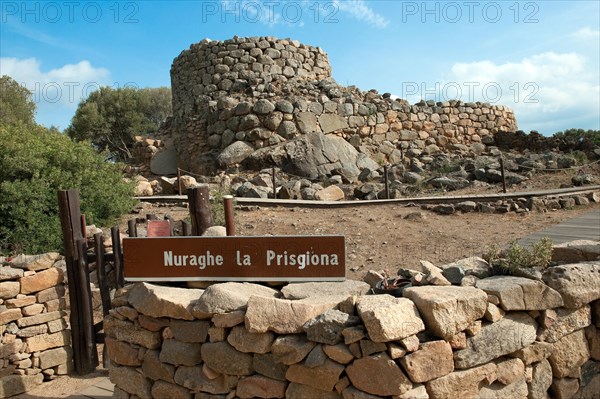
left=123, top=235, right=345, bottom=282
left=147, top=220, right=171, bottom=237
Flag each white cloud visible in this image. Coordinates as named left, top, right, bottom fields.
left=572, top=27, right=600, bottom=40
left=403, top=52, right=599, bottom=133
left=0, top=57, right=111, bottom=128
left=333, top=0, right=389, bottom=29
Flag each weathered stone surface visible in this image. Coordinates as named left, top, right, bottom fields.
left=574, top=360, right=600, bottom=399
left=22, top=303, right=44, bottom=316
left=395, top=384, right=429, bottom=399
left=253, top=353, right=288, bottom=381
left=319, top=113, right=349, bottom=133
left=0, top=281, right=20, bottom=299
left=4, top=295, right=35, bottom=308
left=142, top=349, right=175, bottom=383
left=453, top=312, right=537, bottom=369
left=36, top=284, right=65, bottom=303
left=528, top=358, right=553, bottom=399
left=159, top=339, right=202, bottom=366
left=151, top=380, right=192, bottom=399
left=425, top=362, right=497, bottom=399
left=359, top=339, right=387, bottom=357
left=400, top=340, right=454, bottom=383
left=217, top=141, right=255, bottom=166
left=510, top=341, right=553, bottom=365
left=543, top=262, right=600, bottom=308
left=303, top=309, right=360, bottom=345
left=552, top=240, right=600, bottom=262
left=586, top=324, right=600, bottom=360
left=201, top=341, right=254, bottom=376
left=109, top=365, right=153, bottom=399
left=548, top=329, right=590, bottom=378
left=475, top=276, right=563, bottom=310
left=281, top=281, right=370, bottom=299
left=484, top=302, right=505, bottom=322
left=0, top=266, right=23, bottom=281
left=19, top=267, right=63, bottom=294
left=104, top=317, right=162, bottom=349
left=17, top=324, right=47, bottom=338
left=105, top=336, right=141, bottom=366
left=478, top=378, right=528, bottom=399
left=26, top=330, right=70, bottom=352
left=286, top=359, right=345, bottom=392
left=39, top=346, right=72, bottom=369
left=537, top=305, right=591, bottom=343
left=0, top=308, right=22, bottom=325
left=169, top=320, right=210, bottom=343
left=17, top=309, right=62, bottom=327
left=323, top=343, right=354, bottom=364
left=304, top=344, right=327, bottom=368
left=128, top=282, right=202, bottom=320
left=285, top=382, right=342, bottom=399
left=440, top=256, right=492, bottom=279
left=341, top=386, right=380, bottom=398
left=403, top=286, right=487, bottom=339
left=271, top=334, right=316, bottom=365
left=237, top=375, right=286, bottom=398
left=346, top=353, right=412, bottom=396
left=227, top=325, right=275, bottom=353
left=0, top=374, right=43, bottom=397
left=9, top=253, right=60, bottom=271
left=315, top=185, right=345, bottom=201
left=357, top=294, right=424, bottom=342
left=138, top=314, right=170, bottom=332
left=415, top=260, right=451, bottom=286
left=193, top=282, right=278, bottom=317
left=211, top=310, right=245, bottom=327
left=245, top=295, right=345, bottom=334
left=175, top=366, right=238, bottom=394
left=495, top=357, right=525, bottom=385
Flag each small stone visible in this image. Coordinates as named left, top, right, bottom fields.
left=346, top=353, right=412, bottom=396
left=303, top=309, right=360, bottom=345
left=270, top=335, right=316, bottom=365
left=201, top=341, right=254, bottom=376
left=400, top=340, right=454, bottom=383
left=286, top=359, right=344, bottom=392
left=357, top=294, right=425, bottom=342
left=159, top=339, right=202, bottom=366
left=237, top=375, right=287, bottom=399
left=323, top=344, right=354, bottom=364
left=227, top=325, right=275, bottom=354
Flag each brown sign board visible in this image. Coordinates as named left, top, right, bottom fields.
left=123, top=235, right=345, bottom=282
left=147, top=220, right=171, bottom=237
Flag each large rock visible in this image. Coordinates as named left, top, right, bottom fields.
left=425, top=362, right=497, bottom=399
left=285, top=382, right=342, bottom=399
left=109, top=365, right=153, bottom=399
left=537, top=306, right=591, bottom=343
left=270, top=335, right=316, bottom=365
left=150, top=144, right=178, bottom=175
left=440, top=256, right=492, bottom=279
left=357, top=294, right=425, bottom=342
left=128, top=282, right=202, bottom=320
left=192, top=282, right=278, bottom=317
left=399, top=340, right=454, bottom=383
left=245, top=295, right=346, bottom=334
left=286, top=359, right=345, bottom=392
left=201, top=341, right=254, bottom=376
left=475, top=276, right=564, bottom=310
left=26, top=330, right=70, bottom=352
left=174, top=365, right=237, bottom=394
left=104, top=317, right=162, bottom=349
left=346, top=353, right=413, bottom=396
left=39, top=346, right=72, bottom=369
left=9, top=252, right=60, bottom=271
left=552, top=240, right=600, bottom=262
left=244, top=132, right=378, bottom=181
left=528, top=358, right=553, bottom=399
left=159, top=339, right=202, bottom=366
left=314, top=185, right=345, bottom=201
left=548, top=329, right=590, bottom=378
left=402, top=286, right=487, bottom=339
left=19, top=267, right=63, bottom=294
left=218, top=141, right=255, bottom=166
left=543, top=262, right=600, bottom=308
left=453, top=312, right=537, bottom=369
left=303, top=309, right=360, bottom=345
left=0, top=374, right=43, bottom=397
left=237, top=375, right=287, bottom=399
left=281, top=281, right=370, bottom=299
left=318, top=114, right=349, bottom=133
left=227, top=325, right=275, bottom=354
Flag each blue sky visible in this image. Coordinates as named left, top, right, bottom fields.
left=1, top=0, right=599, bottom=134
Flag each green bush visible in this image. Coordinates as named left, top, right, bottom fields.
left=0, top=122, right=136, bottom=254
left=485, top=237, right=553, bottom=275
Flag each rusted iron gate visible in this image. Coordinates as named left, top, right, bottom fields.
left=58, top=185, right=235, bottom=374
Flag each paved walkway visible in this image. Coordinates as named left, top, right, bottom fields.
left=68, top=208, right=599, bottom=398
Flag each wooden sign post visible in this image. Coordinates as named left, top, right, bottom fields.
left=123, top=236, right=345, bottom=282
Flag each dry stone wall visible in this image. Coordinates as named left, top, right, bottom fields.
left=0, top=253, right=72, bottom=398
left=167, top=36, right=518, bottom=176
left=104, top=242, right=600, bottom=399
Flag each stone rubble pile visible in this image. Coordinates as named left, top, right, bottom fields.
left=104, top=240, right=600, bottom=399
left=166, top=36, right=518, bottom=176
left=0, top=253, right=73, bottom=397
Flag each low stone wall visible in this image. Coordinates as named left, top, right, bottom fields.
left=105, top=244, right=600, bottom=399
left=0, top=253, right=72, bottom=397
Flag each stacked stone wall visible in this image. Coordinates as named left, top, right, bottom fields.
left=168, top=37, right=518, bottom=175
left=105, top=243, right=600, bottom=399
left=0, top=253, right=72, bottom=397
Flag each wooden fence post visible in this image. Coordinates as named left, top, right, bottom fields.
left=182, top=221, right=192, bottom=236
left=127, top=219, right=137, bottom=238
left=223, top=195, right=235, bottom=236
left=383, top=165, right=390, bottom=199
left=111, top=226, right=124, bottom=288
left=187, top=185, right=212, bottom=235
left=57, top=190, right=98, bottom=375
left=500, top=156, right=507, bottom=194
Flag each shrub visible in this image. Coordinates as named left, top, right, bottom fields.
left=0, top=122, right=135, bottom=254
left=485, top=237, right=553, bottom=275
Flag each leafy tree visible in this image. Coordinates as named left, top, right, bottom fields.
left=554, top=129, right=600, bottom=145
left=0, top=79, right=135, bottom=254
left=66, top=86, right=172, bottom=161
left=0, top=75, right=36, bottom=126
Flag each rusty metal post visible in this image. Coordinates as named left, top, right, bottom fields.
left=223, top=195, right=235, bottom=236
left=272, top=167, right=277, bottom=199
left=384, top=165, right=390, bottom=199
left=500, top=156, right=507, bottom=193
left=187, top=184, right=212, bottom=235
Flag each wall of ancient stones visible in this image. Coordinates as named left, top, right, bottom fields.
left=0, top=253, right=72, bottom=397
left=104, top=242, right=600, bottom=399
left=167, top=37, right=518, bottom=175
